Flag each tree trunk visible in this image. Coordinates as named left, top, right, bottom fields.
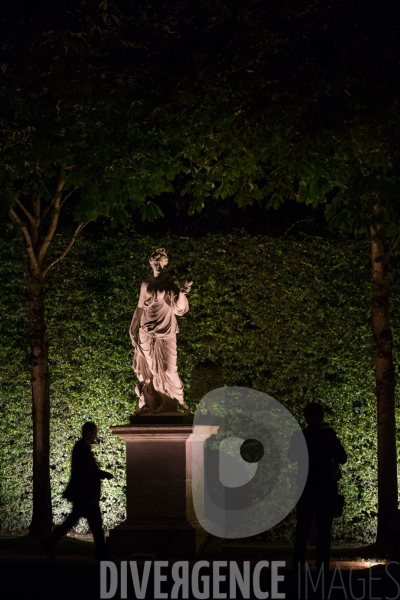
left=8, top=176, right=82, bottom=537
left=371, top=223, right=398, bottom=545
left=28, top=271, right=52, bottom=538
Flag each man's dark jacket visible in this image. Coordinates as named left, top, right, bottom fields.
left=289, top=426, right=347, bottom=494
left=302, top=426, right=347, bottom=492
left=63, top=439, right=109, bottom=503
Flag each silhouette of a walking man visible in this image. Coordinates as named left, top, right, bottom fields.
left=42, top=422, right=113, bottom=559
left=290, top=403, right=347, bottom=573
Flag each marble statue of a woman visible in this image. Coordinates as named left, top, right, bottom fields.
left=129, top=248, right=192, bottom=415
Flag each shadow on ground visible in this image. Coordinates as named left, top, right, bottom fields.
left=1, top=536, right=399, bottom=600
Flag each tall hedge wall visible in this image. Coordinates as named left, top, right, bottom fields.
left=1, top=220, right=400, bottom=542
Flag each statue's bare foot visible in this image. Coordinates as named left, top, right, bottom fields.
left=181, top=403, right=192, bottom=415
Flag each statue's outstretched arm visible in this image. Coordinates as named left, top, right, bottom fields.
left=175, top=280, right=193, bottom=312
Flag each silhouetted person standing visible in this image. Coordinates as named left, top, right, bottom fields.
left=42, top=422, right=113, bottom=559
left=290, top=403, right=347, bottom=573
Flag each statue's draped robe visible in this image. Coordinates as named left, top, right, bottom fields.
left=132, top=273, right=188, bottom=408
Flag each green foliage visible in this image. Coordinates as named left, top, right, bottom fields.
left=0, top=0, right=200, bottom=225
left=190, top=361, right=224, bottom=404
left=1, top=221, right=400, bottom=541
left=164, top=0, right=400, bottom=237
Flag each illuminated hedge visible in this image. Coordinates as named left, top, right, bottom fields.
left=1, top=220, right=399, bottom=542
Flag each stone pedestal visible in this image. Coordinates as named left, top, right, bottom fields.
left=107, top=414, right=219, bottom=558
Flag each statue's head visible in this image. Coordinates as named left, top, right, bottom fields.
left=149, top=247, right=168, bottom=269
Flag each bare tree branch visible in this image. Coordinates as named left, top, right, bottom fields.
left=42, top=200, right=54, bottom=221
left=42, top=220, right=91, bottom=278
left=14, top=197, right=37, bottom=226
left=31, top=197, right=41, bottom=247
left=42, top=185, right=77, bottom=221
left=37, top=165, right=67, bottom=265
left=33, top=197, right=41, bottom=220
left=60, top=186, right=78, bottom=209
left=9, top=207, right=41, bottom=275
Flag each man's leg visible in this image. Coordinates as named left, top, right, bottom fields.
left=84, top=503, right=108, bottom=559
left=44, top=504, right=81, bottom=548
left=315, top=491, right=333, bottom=572
left=292, top=494, right=315, bottom=569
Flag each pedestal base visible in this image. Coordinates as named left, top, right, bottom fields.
left=107, top=417, right=219, bottom=558
left=129, top=412, right=194, bottom=424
